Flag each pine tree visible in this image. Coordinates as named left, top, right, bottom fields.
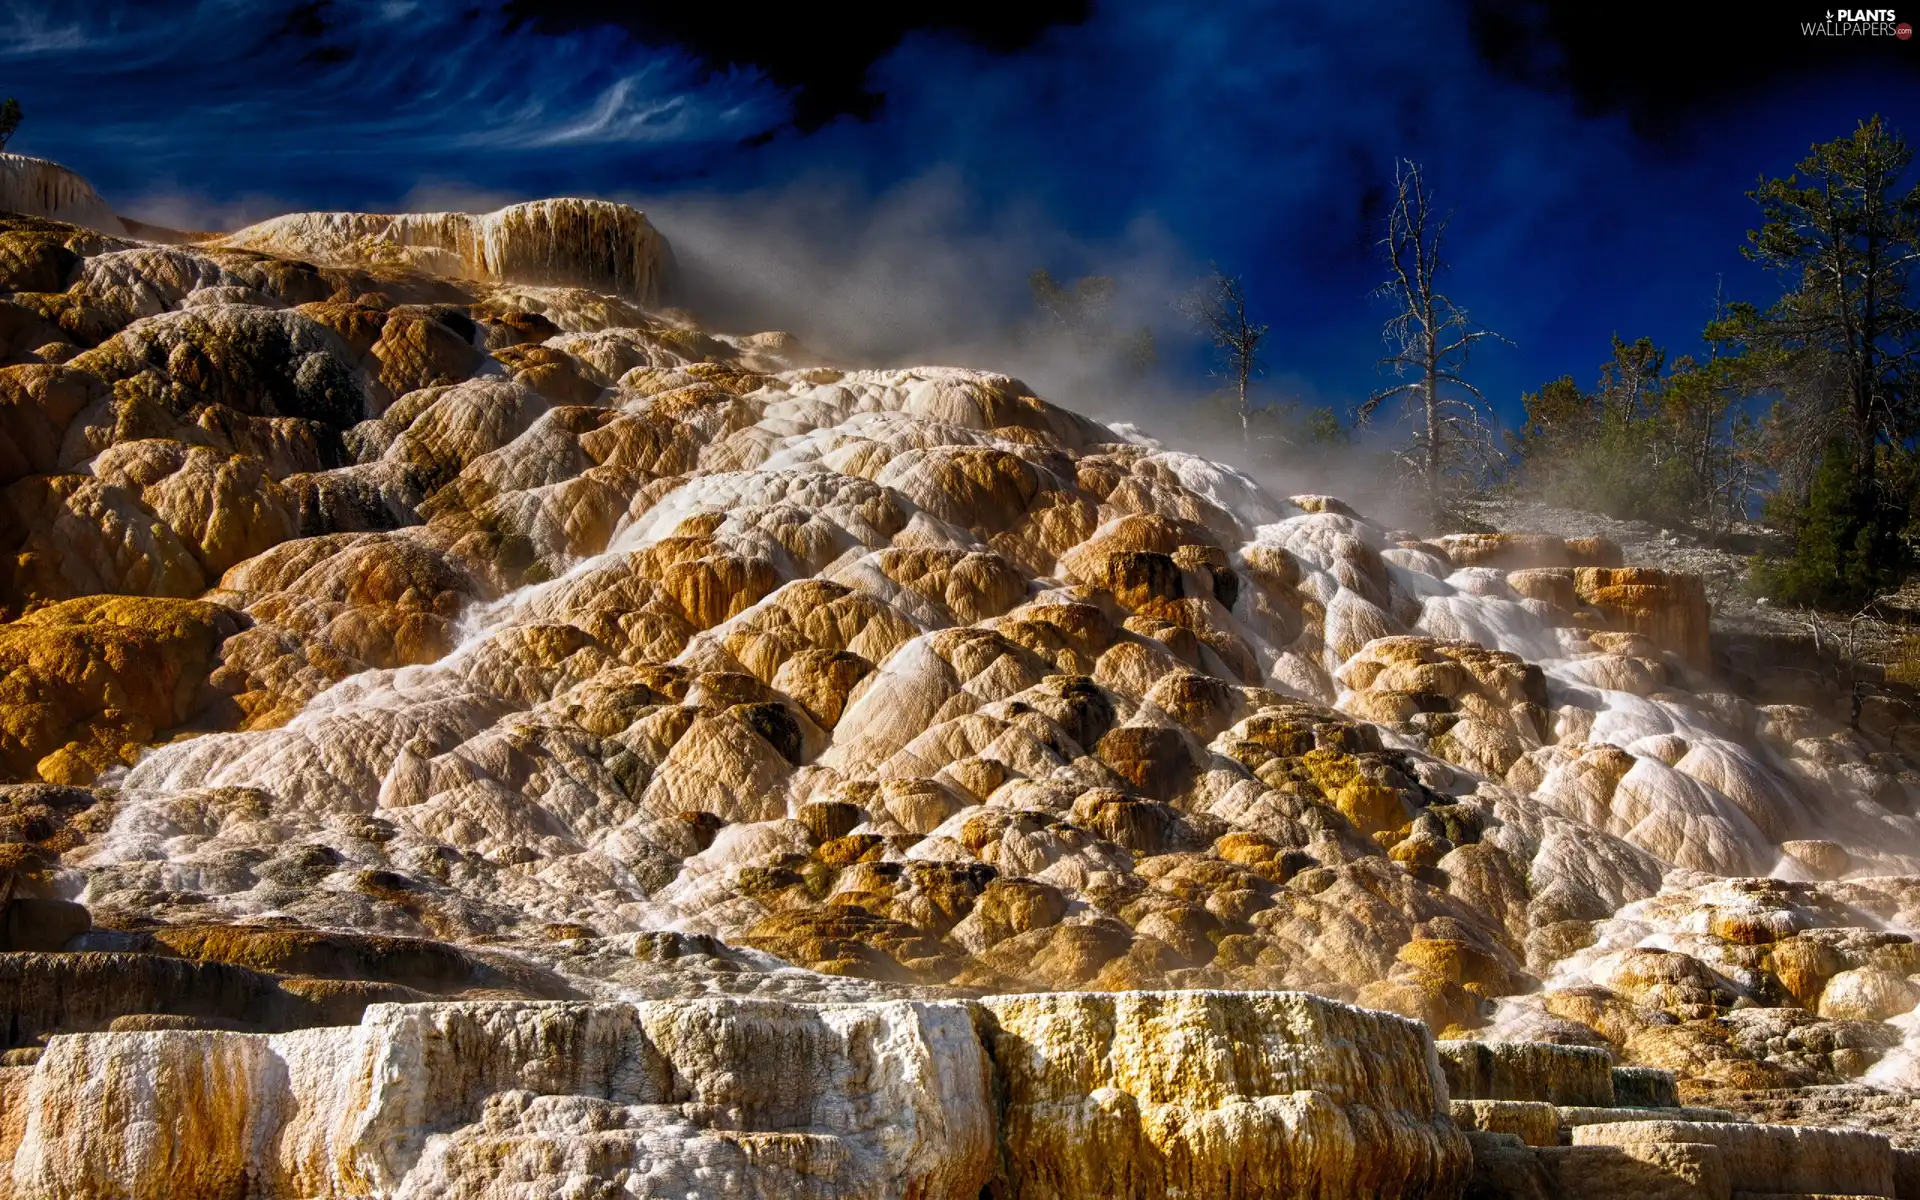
left=1025, top=268, right=1157, bottom=377
left=1756, top=440, right=1908, bottom=608
left=1730, top=117, right=1920, bottom=606
left=1511, top=335, right=1756, bottom=532
left=1743, top=116, right=1920, bottom=488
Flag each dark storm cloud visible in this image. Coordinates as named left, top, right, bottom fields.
left=1470, top=1, right=1920, bottom=137
left=498, top=0, right=1092, bottom=130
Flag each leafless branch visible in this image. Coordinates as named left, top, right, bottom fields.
left=1180, top=266, right=1269, bottom=442
left=1367, top=158, right=1509, bottom=520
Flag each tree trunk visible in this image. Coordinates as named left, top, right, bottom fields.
left=1238, top=365, right=1250, bottom=444
left=1424, top=329, right=1441, bottom=522
left=1857, top=256, right=1879, bottom=489
left=1855, top=372, right=1876, bottom=486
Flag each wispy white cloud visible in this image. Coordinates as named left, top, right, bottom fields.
left=4, top=0, right=787, bottom=190
left=0, top=3, right=93, bottom=56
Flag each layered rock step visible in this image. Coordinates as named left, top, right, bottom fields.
left=211, top=199, right=673, bottom=303
left=3, top=982, right=1909, bottom=1198
left=0, top=927, right=580, bottom=1055
left=1444, top=1039, right=1911, bottom=1200
left=1441, top=1041, right=1737, bottom=1146
left=0, top=989, right=1468, bottom=1200
left=1438, top=1039, right=1618, bottom=1107
left=1572, top=1120, right=1896, bottom=1199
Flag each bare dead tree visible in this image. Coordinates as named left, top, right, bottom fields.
left=1802, top=602, right=1889, bottom=729
left=1359, top=159, right=1510, bottom=519
left=1180, top=266, right=1268, bottom=442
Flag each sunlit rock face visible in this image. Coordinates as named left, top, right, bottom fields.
left=213, top=198, right=674, bottom=304
left=0, top=156, right=124, bottom=235
left=0, top=991, right=1465, bottom=1200
left=9, top=175, right=1920, bottom=1196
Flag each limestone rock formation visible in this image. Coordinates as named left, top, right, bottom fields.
left=5, top=167, right=1920, bottom=1197
left=0, top=990, right=1468, bottom=1200
left=0, top=156, right=124, bottom=235
left=214, top=199, right=674, bottom=304
left=0, top=596, right=248, bottom=783
left=979, top=990, right=1466, bottom=1198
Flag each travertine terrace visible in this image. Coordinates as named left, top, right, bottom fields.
left=4, top=167, right=1920, bottom=1197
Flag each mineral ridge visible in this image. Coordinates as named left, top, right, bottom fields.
left=2, top=169, right=1920, bottom=1197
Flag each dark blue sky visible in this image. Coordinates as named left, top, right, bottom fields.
left=4, top=0, right=1918, bottom=428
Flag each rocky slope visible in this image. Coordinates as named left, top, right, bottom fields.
left=4, top=171, right=1920, bottom=1197
left=213, top=200, right=675, bottom=303
left=0, top=155, right=124, bottom=235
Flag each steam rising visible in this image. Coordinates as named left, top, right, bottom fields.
left=9, top=0, right=1863, bottom=429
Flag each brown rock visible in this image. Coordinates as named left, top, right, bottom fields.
left=949, top=878, right=1068, bottom=953
left=1, top=898, right=89, bottom=951
left=1574, top=567, right=1710, bottom=669
left=1093, top=725, right=1197, bottom=801
left=1780, top=838, right=1851, bottom=880
left=0, top=596, right=248, bottom=783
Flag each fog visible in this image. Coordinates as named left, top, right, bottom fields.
left=111, top=159, right=1450, bottom=531
left=631, top=169, right=1441, bottom=531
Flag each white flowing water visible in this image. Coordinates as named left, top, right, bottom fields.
left=64, top=364, right=1920, bottom=1002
